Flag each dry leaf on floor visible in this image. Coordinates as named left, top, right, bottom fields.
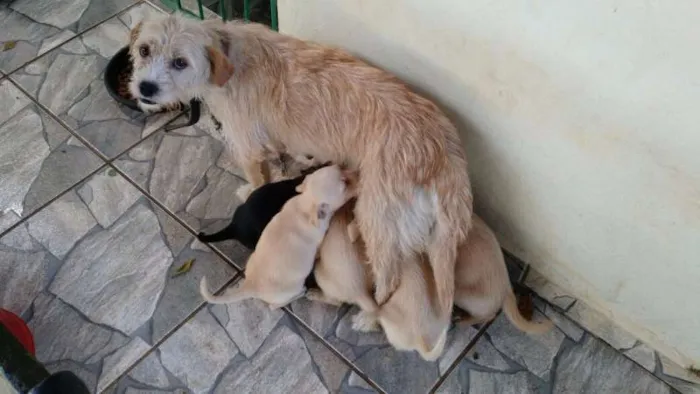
left=3, top=41, right=16, bottom=51
left=171, top=258, right=195, bottom=278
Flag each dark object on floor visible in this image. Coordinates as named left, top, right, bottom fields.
left=103, top=46, right=201, bottom=131
left=0, top=311, right=47, bottom=392
left=1, top=310, right=91, bottom=394
left=0, top=309, right=34, bottom=355
left=28, top=371, right=91, bottom=394
left=517, top=292, right=535, bottom=321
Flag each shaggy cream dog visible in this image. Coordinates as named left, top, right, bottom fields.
left=129, top=15, right=473, bottom=321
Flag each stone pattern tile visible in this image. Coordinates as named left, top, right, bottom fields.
left=9, top=2, right=177, bottom=159
left=526, top=268, right=699, bottom=394
left=0, top=79, right=103, bottom=235
left=114, top=114, right=253, bottom=270
left=436, top=310, right=674, bottom=394
left=107, top=296, right=377, bottom=394
left=0, top=170, right=237, bottom=393
left=284, top=299, right=476, bottom=393
left=0, top=0, right=137, bottom=72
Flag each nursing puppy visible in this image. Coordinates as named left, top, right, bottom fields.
left=451, top=216, right=552, bottom=333
left=128, top=15, right=473, bottom=322
left=319, top=215, right=550, bottom=361
left=197, top=161, right=327, bottom=249
left=305, top=202, right=377, bottom=316
left=200, top=165, right=355, bottom=308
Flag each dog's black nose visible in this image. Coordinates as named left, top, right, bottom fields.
left=139, top=81, right=159, bottom=97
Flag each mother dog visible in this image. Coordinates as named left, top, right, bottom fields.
left=128, top=15, right=473, bottom=320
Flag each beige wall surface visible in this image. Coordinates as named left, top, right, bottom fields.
left=278, top=0, right=700, bottom=366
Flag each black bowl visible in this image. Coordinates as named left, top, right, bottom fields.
left=104, top=46, right=201, bottom=131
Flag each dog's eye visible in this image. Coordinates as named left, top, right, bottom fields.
left=172, top=57, right=188, bottom=70
left=139, top=45, right=150, bottom=58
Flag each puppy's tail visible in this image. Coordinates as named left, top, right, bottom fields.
left=200, top=277, right=253, bottom=304
left=197, top=226, right=237, bottom=243
left=502, top=292, right=553, bottom=334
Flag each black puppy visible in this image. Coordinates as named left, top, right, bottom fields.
left=197, top=163, right=327, bottom=249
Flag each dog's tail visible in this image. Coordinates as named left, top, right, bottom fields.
left=197, top=226, right=237, bottom=243
left=200, top=277, right=253, bottom=304
left=428, top=161, right=473, bottom=322
left=502, top=292, right=553, bottom=334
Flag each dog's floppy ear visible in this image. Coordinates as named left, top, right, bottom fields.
left=130, top=21, right=143, bottom=49
left=207, top=46, right=234, bottom=87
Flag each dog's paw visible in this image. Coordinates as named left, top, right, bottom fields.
left=352, top=311, right=379, bottom=332
left=236, top=183, right=254, bottom=202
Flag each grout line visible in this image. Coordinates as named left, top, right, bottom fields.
left=428, top=257, right=531, bottom=393
left=99, top=273, right=242, bottom=394
left=427, top=320, right=495, bottom=394
left=518, top=263, right=531, bottom=284
left=3, top=0, right=146, bottom=77
left=8, top=65, right=244, bottom=273
left=7, top=77, right=108, bottom=162
left=104, top=162, right=245, bottom=273
left=6, top=76, right=187, bottom=167
left=282, top=307, right=388, bottom=394
left=0, top=77, right=188, bottom=240
left=0, top=109, right=184, bottom=240
left=0, top=163, right=109, bottom=239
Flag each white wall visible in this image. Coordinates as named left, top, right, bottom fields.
left=279, top=0, right=700, bottom=367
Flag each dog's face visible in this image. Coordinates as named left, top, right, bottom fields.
left=296, top=165, right=357, bottom=219
left=128, top=15, right=233, bottom=111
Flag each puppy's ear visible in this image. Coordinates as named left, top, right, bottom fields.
left=295, top=179, right=306, bottom=193
left=311, top=202, right=329, bottom=226
left=207, top=46, right=234, bottom=86
left=129, top=21, right=143, bottom=49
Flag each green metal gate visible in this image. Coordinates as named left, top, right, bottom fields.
left=161, top=0, right=278, bottom=30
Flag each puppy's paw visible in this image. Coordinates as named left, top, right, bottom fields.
left=236, top=183, right=254, bottom=202
left=352, top=311, right=379, bottom=332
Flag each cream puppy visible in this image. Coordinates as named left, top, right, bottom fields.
left=305, top=202, right=378, bottom=317
left=307, top=205, right=447, bottom=361
left=452, top=217, right=553, bottom=333
left=200, top=165, right=355, bottom=308
left=346, top=215, right=551, bottom=361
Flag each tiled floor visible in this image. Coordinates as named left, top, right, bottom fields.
left=0, top=1, right=695, bottom=393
